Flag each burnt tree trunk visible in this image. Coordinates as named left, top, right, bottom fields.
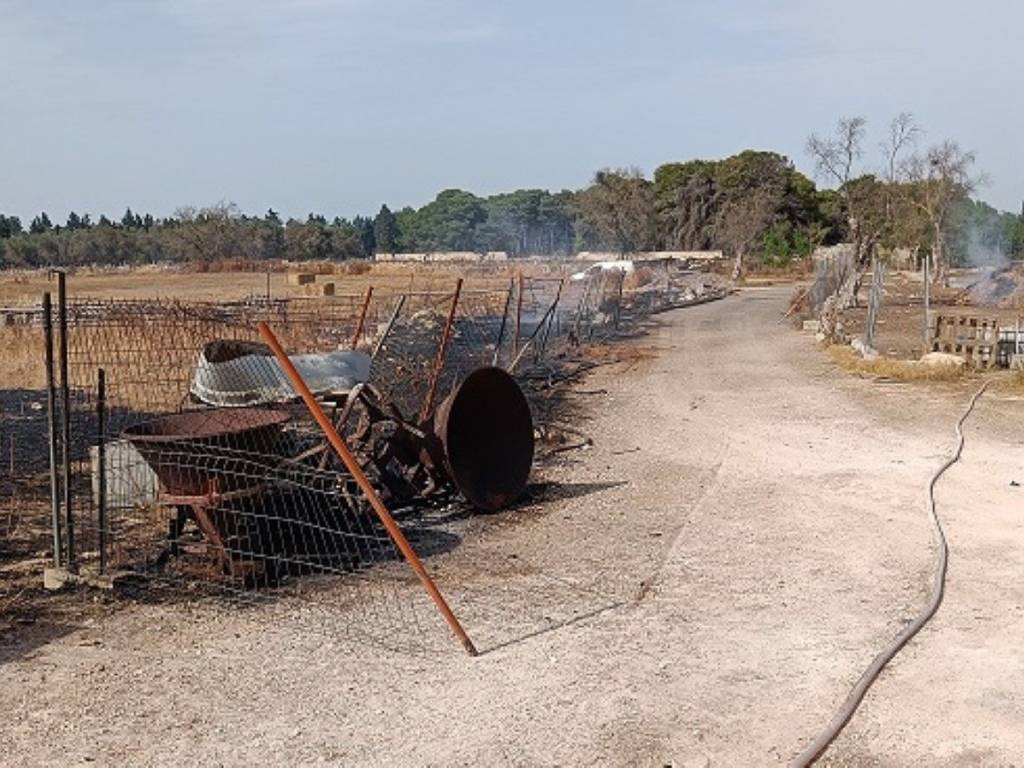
left=731, top=249, right=744, bottom=281
left=931, top=222, right=948, bottom=287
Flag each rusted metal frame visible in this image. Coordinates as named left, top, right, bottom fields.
left=371, top=294, right=406, bottom=362
left=57, top=272, right=74, bottom=568
left=513, top=272, right=524, bottom=357
left=492, top=279, right=515, bottom=367
left=163, top=481, right=268, bottom=577
left=315, top=383, right=371, bottom=472
left=43, top=292, right=62, bottom=568
left=351, top=286, right=374, bottom=350
left=537, top=278, right=564, bottom=362
left=507, top=285, right=562, bottom=373
left=418, top=278, right=463, bottom=424
left=97, top=368, right=107, bottom=574
left=257, top=320, right=478, bottom=657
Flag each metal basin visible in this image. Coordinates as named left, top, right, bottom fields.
left=123, top=407, right=291, bottom=497
left=433, top=367, right=534, bottom=512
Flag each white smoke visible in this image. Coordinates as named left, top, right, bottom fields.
left=964, top=218, right=1009, bottom=270
left=965, top=218, right=1016, bottom=305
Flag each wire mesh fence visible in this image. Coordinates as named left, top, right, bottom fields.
left=2, top=261, right=728, bottom=653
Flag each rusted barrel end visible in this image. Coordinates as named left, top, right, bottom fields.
left=434, top=367, right=534, bottom=512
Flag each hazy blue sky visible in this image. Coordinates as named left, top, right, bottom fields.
left=2, top=0, right=1021, bottom=223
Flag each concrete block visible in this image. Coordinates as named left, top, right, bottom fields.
left=43, top=567, right=71, bottom=590
left=90, top=439, right=160, bottom=508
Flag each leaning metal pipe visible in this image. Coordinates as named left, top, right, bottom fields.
left=258, top=321, right=478, bottom=657
left=791, top=380, right=990, bottom=766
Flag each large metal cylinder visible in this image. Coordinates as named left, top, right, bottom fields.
left=433, top=367, right=534, bottom=512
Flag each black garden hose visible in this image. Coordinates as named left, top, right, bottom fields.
left=792, top=380, right=990, bottom=766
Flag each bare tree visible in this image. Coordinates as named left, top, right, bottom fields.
left=905, top=140, right=981, bottom=284
left=806, top=117, right=873, bottom=305
left=806, top=116, right=865, bottom=195
left=881, top=113, right=920, bottom=185
left=806, top=114, right=919, bottom=308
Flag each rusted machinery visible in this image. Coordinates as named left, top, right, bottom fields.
left=340, top=366, right=534, bottom=512
left=122, top=365, right=534, bottom=578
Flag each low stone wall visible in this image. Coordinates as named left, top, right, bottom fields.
left=577, top=250, right=723, bottom=262
left=374, top=251, right=508, bottom=263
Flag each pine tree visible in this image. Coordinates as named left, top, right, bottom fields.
left=354, top=215, right=375, bottom=256
left=373, top=204, right=399, bottom=255
left=0, top=214, right=23, bottom=238
left=29, top=212, right=53, bottom=234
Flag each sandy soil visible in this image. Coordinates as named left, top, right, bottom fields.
left=1, top=286, right=1022, bottom=766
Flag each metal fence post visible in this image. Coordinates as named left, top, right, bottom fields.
left=923, top=251, right=931, bottom=349
left=57, top=271, right=74, bottom=569
left=371, top=294, right=406, bottom=362
left=492, top=278, right=514, bottom=367
left=864, top=259, right=886, bottom=350
left=43, top=292, right=62, bottom=568
left=513, top=272, right=524, bottom=357
left=351, top=285, right=374, bottom=350
left=97, top=368, right=107, bottom=574
left=419, top=278, right=462, bottom=423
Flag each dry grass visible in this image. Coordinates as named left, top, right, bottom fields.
left=828, top=345, right=967, bottom=382
left=998, top=368, right=1024, bottom=394
left=1, top=326, right=46, bottom=391
left=0, top=261, right=573, bottom=306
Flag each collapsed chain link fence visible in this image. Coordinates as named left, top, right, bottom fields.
left=1, top=260, right=727, bottom=653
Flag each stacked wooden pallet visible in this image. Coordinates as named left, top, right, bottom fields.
left=931, top=314, right=1000, bottom=368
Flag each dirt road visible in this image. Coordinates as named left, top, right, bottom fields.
left=2, top=287, right=1022, bottom=766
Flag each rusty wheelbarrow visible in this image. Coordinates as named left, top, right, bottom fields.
left=123, top=406, right=292, bottom=579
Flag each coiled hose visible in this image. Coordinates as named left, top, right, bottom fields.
left=791, top=380, right=990, bottom=766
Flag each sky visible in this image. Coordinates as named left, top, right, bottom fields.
left=1, top=0, right=1021, bottom=223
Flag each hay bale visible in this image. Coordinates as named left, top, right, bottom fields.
left=919, top=351, right=966, bottom=368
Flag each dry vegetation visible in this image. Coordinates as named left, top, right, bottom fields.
left=828, top=344, right=966, bottom=382
left=2, top=326, right=46, bottom=391
left=0, top=261, right=571, bottom=306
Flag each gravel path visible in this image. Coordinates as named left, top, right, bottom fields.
left=1, top=286, right=1021, bottom=766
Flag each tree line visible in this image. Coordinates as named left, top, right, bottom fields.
left=2, top=119, right=1021, bottom=273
